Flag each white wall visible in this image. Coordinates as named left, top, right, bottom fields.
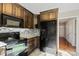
left=76, top=17, right=79, bottom=55
left=34, top=15, right=37, bottom=25
left=65, top=19, right=76, bottom=46
left=59, top=25, right=65, bottom=37
left=59, top=9, right=79, bottom=19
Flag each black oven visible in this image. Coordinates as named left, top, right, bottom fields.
left=0, top=14, right=23, bottom=28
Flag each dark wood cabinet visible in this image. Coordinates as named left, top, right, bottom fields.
left=3, top=3, right=24, bottom=19
left=3, top=3, right=13, bottom=15
left=0, top=3, right=34, bottom=28
left=23, top=10, right=27, bottom=28
left=23, top=10, right=34, bottom=28
left=13, top=4, right=34, bottom=28
left=20, top=7, right=25, bottom=20
left=27, top=12, right=34, bottom=28
left=27, top=37, right=39, bottom=55
left=13, top=4, right=22, bottom=19
left=0, top=4, right=2, bottom=13
left=40, top=8, right=58, bottom=21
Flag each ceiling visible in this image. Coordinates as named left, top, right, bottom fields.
left=20, top=3, right=79, bottom=14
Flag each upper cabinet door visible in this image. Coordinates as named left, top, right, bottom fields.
left=27, top=12, right=34, bottom=28
left=0, top=3, right=2, bottom=13
left=40, top=8, right=58, bottom=21
left=40, top=12, right=49, bottom=20
left=23, top=10, right=28, bottom=28
left=13, top=4, right=22, bottom=19
left=3, top=3, right=13, bottom=15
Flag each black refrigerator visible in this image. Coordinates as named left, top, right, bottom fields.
left=40, top=20, right=57, bottom=53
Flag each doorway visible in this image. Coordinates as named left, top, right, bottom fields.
left=59, top=18, right=76, bottom=56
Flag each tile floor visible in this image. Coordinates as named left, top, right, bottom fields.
left=29, top=49, right=55, bottom=56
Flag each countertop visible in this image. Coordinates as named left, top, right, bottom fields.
left=0, top=41, right=7, bottom=47
left=20, top=29, right=40, bottom=39
left=0, top=27, right=40, bottom=39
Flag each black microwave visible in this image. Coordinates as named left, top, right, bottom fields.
left=0, top=13, right=23, bottom=28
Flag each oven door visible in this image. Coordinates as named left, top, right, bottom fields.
left=2, top=14, right=23, bottom=28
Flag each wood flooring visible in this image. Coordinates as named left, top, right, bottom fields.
left=59, top=37, right=76, bottom=55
